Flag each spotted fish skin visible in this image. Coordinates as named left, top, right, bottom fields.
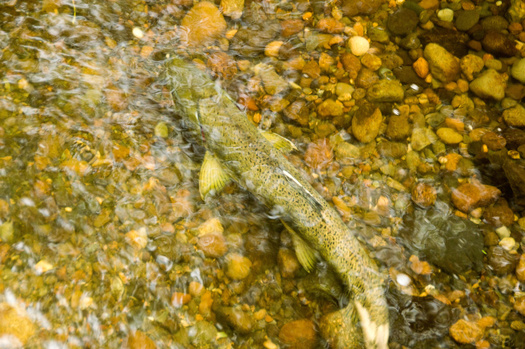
left=166, top=57, right=389, bottom=349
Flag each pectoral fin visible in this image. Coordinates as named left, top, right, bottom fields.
left=199, top=151, right=230, bottom=200
left=260, top=130, right=297, bottom=153
left=281, top=220, right=319, bottom=273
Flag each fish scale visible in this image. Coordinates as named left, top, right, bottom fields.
left=166, top=57, right=389, bottom=349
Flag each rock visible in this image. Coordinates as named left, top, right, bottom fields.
left=424, top=43, right=461, bottom=83
left=515, top=297, right=525, bottom=316
left=377, top=141, right=407, bottom=158
left=181, top=1, right=227, bottom=47
left=335, top=82, right=354, bottom=101
left=452, top=182, right=501, bottom=212
left=483, top=202, right=514, bottom=227
left=302, top=60, right=321, bottom=79
left=190, top=321, right=218, bottom=347
left=124, top=331, right=156, bottom=349
left=511, top=58, right=525, bottom=84
left=225, top=253, right=252, bottom=280
left=437, top=8, right=454, bottom=22
left=340, top=52, right=361, bottom=80
left=278, top=248, right=300, bottom=278
left=281, top=19, right=304, bottom=37
left=411, top=182, right=437, bottom=208
left=481, top=132, right=506, bottom=151
left=0, top=303, right=36, bottom=346
left=279, top=319, right=317, bottom=349
left=319, top=53, right=335, bottom=72
left=449, top=319, right=483, bottom=344
left=503, top=159, right=525, bottom=205
left=230, top=21, right=280, bottom=57
left=221, top=0, right=244, bottom=19
left=386, top=106, right=411, bottom=140
left=411, top=127, right=434, bottom=151
left=125, top=228, right=148, bottom=250
left=348, top=36, right=369, bottom=56
left=401, top=208, right=484, bottom=274
left=304, top=138, right=333, bottom=170
left=317, top=99, right=343, bottom=118
left=284, top=99, right=309, bottom=126
left=368, top=26, right=390, bottom=43
left=217, top=306, right=254, bottom=334
left=361, top=54, right=382, bottom=71
left=503, top=104, right=525, bottom=127
left=508, top=0, right=525, bottom=23
left=197, top=233, right=228, bottom=258
left=356, top=68, right=380, bottom=89
left=455, top=10, right=480, bottom=31
left=341, top=0, right=383, bottom=17
left=488, top=246, right=519, bottom=275
left=387, top=8, right=419, bottom=36
left=317, top=18, right=345, bottom=34
left=351, top=103, right=383, bottom=143
left=469, top=69, right=506, bottom=101
left=482, top=31, right=519, bottom=57
left=412, top=57, right=429, bottom=78
left=207, top=52, right=237, bottom=80
left=517, top=254, right=525, bottom=282
left=481, top=16, right=509, bottom=32
left=255, top=64, right=288, bottom=95
left=335, top=142, right=360, bottom=163
left=437, top=127, right=463, bottom=144
left=460, top=54, right=484, bottom=81
left=366, top=79, right=404, bottom=102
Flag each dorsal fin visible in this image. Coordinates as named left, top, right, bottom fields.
left=259, top=130, right=297, bottom=153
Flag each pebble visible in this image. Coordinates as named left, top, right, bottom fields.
left=482, top=30, right=519, bottom=57
left=411, top=127, right=434, bottom=151
left=424, top=43, right=461, bottom=83
left=481, top=131, right=506, bottom=150
left=348, top=36, right=369, bottom=56
left=437, top=127, right=463, bottom=144
left=503, top=103, right=525, bottom=127
left=515, top=297, right=525, bottom=316
left=488, top=245, right=518, bottom=275
left=469, top=69, right=506, bottom=101
left=517, top=254, right=525, bottom=282
left=197, top=233, right=228, bottom=258
left=411, top=182, right=437, bottom=208
left=460, top=54, right=484, bottom=81
left=511, top=58, right=525, bottom=84
left=455, top=10, right=480, bottom=31
left=317, top=18, right=345, bottom=34
left=225, top=253, right=252, bottom=280
left=317, top=99, right=343, bottom=118
left=284, top=100, right=309, bottom=126
left=335, top=82, right=354, bottom=101
left=0, top=303, right=36, bottom=346
left=366, top=79, right=404, bottom=102
left=451, top=182, right=501, bottom=212
left=125, top=228, right=148, bottom=250
left=281, top=19, right=304, bottom=38
left=449, top=319, right=483, bottom=344
left=387, top=8, right=419, bottom=36
left=437, top=8, right=454, bottom=22
left=132, top=27, right=144, bottom=39
left=351, top=103, right=383, bottom=143
left=386, top=106, right=411, bottom=140
left=255, top=64, right=288, bottom=95
left=340, top=52, right=362, bottom=80
left=171, top=292, right=192, bottom=308
left=124, top=330, right=156, bottom=349
left=499, top=237, right=516, bottom=251
left=483, top=203, right=514, bottom=227
left=278, top=319, right=317, bottom=349
left=335, top=142, right=360, bottom=163
left=412, top=57, right=429, bottom=78
left=341, top=0, right=383, bottom=17
left=220, top=0, right=244, bottom=20
left=180, top=1, right=227, bottom=47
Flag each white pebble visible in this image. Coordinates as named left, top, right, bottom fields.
left=396, top=273, right=411, bottom=287
left=132, top=27, right=144, bottom=39
left=348, top=36, right=370, bottom=56
left=437, top=8, right=454, bottom=22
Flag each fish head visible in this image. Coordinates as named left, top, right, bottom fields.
left=165, top=57, right=216, bottom=126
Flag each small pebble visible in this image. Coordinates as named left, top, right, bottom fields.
left=132, top=27, right=144, bottom=39
left=348, top=36, right=369, bottom=56
left=437, top=8, right=454, bottom=22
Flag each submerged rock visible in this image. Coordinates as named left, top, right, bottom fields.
left=401, top=207, right=484, bottom=274
left=279, top=319, right=317, bottom=349
left=0, top=303, right=36, bottom=347
left=449, top=319, right=483, bottom=344
left=503, top=104, right=525, bottom=127
left=351, top=103, right=383, bottom=143
left=366, top=79, right=404, bottom=102
left=180, top=1, right=227, bottom=47
left=469, top=69, right=507, bottom=101
left=451, top=182, right=501, bottom=212
left=424, top=43, right=461, bottom=83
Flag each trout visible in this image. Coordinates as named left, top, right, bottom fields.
left=165, top=57, right=389, bottom=349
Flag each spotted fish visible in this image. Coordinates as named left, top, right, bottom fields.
left=165, top=57, right=389, bottom=349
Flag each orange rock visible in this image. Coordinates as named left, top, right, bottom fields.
left=477, top=316, right=496, bottom=329
left=409, top=255, right=432, bottom=275
left=124, top=330, right=156, bottom=349
left=281, top=19, right=304, bottom=37
left=279, top=319, right=317, bottom=349
left=514, top=296, right=525, bottom=316
left=444, top=153, right=463, bottom=172
left=411, top=182, right=437, bottom=208
left=317, top=17, right=345, bottom=34
left=171, top=292, right=191, bottom=308
left=207, top=51, right=237, bottom=79
left=180, top=1, right=227, bottom=47
left=445, top=117, right=465, bottom=132
left=451, top=181, right=501, bottom=212
left=413, top=57, right=429, bottom=78
left=449, top=319, right=483, bottom=344
left=199, top=291, right=213, bottom=316
left=278, top=248, right=300, bottom=278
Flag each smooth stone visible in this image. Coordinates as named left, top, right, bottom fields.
left=469, top=69, right=506, bottom=101
left=348, top=36, right=370, bottom=56
left=455, top=10, right=480, bottom=31
left=366, top=79, right=404, bottom=102
left=511, top=58, right=525, bottom=84
left=437, top=127, right=463, bottom=144
left=351, top=103, right=382, bottom=143
left=503, top=104, right=525, bottom=127
left=180, top=1, right=227, bottom=47
left=424, top=43, right=461, bottom=83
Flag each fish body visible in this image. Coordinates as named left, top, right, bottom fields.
left=165, top=57, right=389, bottom=349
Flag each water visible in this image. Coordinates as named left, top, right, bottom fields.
left=1, top=0, right=525, bottom=348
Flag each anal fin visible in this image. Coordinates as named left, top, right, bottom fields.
left=281, top=220, right=319, bottom=273
left=199, top=151, right=231, bottom=200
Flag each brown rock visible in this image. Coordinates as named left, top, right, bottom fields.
left=515, top=297, right=525, bottom=316
left=279, top=319, right=317, bottom=349
left=482, top=31, right=519, bottom=57
left=411, top=182, right=437, bottom=208
left=207, top=52, right=237, bottom=79
left=278, top=248, right=300, bottom=278
left=181, top=1, right=227, bottom=47
left=449, top=319, right=483, bottom=344
left=317, top=18, right=345, bottom=34
left=341, top=0, right=383, bottom=16
left=304, top=138, right=333, bottom=170
left=225, top=253, right=252, bottom=280
left=302, top=60, right=321, bottom=79
left=451, top=182, right=501, bottom=212
left=284, top=99, right=309, bottom=126
left=124, top=330, right=156, bottom=349
left=481, top=131, right=506, bottom=151
left=197, top=233, right=228, bottom=258
left=488, top=246, right=518, bottom=275
left=483, top=200, right=514, bottom=227
left=0, top=303, right=36, bottom=346
left=386, top=105, right=411, bottom=140
left=317, top=99, right=343, bottom=118
left=351, top=103, right=382, bottom=143
left=340, top=52, right=362, bottom=80
left=517, top=254, right=525, bottom=282
left=356, top=68, right=380, bottom=89
left=281, top=19, right=304, bottom=37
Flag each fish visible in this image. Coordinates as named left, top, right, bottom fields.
left=165, top=56, right=389, bottom=349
